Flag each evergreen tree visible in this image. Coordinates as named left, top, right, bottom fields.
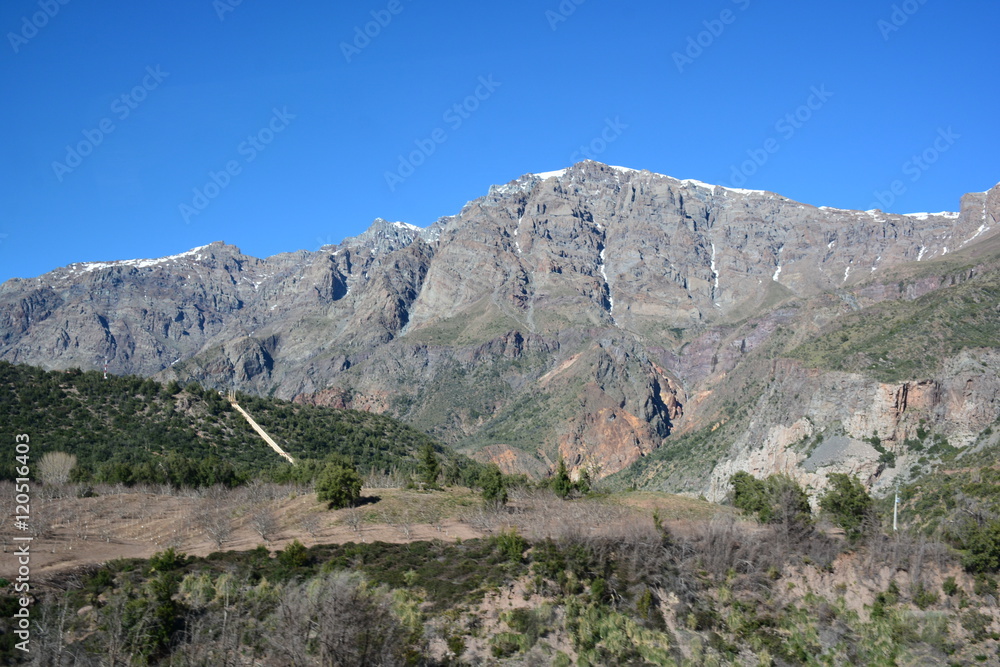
left=419, top=443, right=440, bottom=487
left=316, top=461, right=363, bottom=509
left=552, top=458, right=573, bottom=499
left=480, top=464, right=507, bottom=506
left=819, top=473, right=874, bottom=540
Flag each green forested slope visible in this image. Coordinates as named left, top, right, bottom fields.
left=0, top=362, right=479, bottom=486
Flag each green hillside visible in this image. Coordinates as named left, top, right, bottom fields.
left=0, top=362, right=480, bottom=487
left=789, top=236, right=1000, bottom=383
left=788, top=272, right=1000, bottom=383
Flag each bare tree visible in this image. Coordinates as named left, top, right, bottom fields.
left=195, top=486, right=235, bottom=549
left=342, top=508, right=363, bottom=535
left=37, top=451, right=77, bottom=486
left=249, top=503, right=279, bottom=543
left=243, top=478, right=279, bottom=505
left=269, top=571, right=410, bottom=666
left=27, top=598, right=78, bottom=666
left=300, top=512, right=323, bottom=539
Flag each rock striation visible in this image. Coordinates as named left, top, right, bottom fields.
left=2, top=162, right=998, bottom=492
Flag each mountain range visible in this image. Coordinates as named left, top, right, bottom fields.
left=3, top=160, right=998, bottom=498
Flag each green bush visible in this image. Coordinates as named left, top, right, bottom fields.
left=729, top=471, right=812, bottom=526
left=480, top=464, right=508, bottom=506
left=492, top=530, right=529, bottom=563
left=961, top=521, right=1000, bottom=573
left=316, top=461, right=362, bottom=509
left=278, top=539, right=310, bottom=570
left=912, top=582, right=939, bottom=610
left=819, top=473, right=874, bottom=540
left=553, top=458, right=574, bottom=499
left=148, top=547, right=185, bottom=573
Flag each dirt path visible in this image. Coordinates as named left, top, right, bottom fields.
left=228, top=395, right=296, bottom=464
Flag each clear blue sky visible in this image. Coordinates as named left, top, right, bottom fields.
left=2, top=0, right=998, bottom=282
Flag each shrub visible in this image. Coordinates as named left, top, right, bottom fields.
left=148, top=547, right=185, bottom=573
left=819, top=473, right=874, bottom=540
left=492, top=530, right=529, bottom=563
left=553, top=458, right=573, bottom=499
left=962, top=610, right=993, bottom=642
left=961, top=520, right=1000, bottom=573
left=316, top=462, right=362, bottom=509
left=729, top=472, right=812, bottom=527
left=278, top=539, right=310, bottom=570
left=912, top=582, right=939, bottom=610
left=730, top=471, right=769, bottom=519
left=480, top=464, right=508, bottom=506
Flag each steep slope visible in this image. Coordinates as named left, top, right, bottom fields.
left=612, top=229, right=1000, bottom=499
left=1, top=161, right=997, bottom=489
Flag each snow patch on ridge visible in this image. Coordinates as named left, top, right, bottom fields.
left=70, top=245, right=212, bottom=273
left=532, top=169, right=569, bottom=180
left=681, top=179, right=764, bottom=195
left=904, top=211, right=959, bottom=221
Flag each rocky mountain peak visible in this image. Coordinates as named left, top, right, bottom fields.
left=2, top=162, right=998, bottom=492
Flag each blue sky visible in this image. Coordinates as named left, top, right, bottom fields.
left=1, top=0, right=997, bottom=282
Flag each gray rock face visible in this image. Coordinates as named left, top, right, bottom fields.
left=2, top=162, right=998, bottom=485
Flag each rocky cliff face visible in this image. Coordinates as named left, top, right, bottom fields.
left=2, top=162, right=998, bottom=491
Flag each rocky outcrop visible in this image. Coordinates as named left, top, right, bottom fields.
left=706, top=350, right=1000, bottom=501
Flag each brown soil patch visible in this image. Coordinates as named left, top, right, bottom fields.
left=1, top=487, right=484, bottom=581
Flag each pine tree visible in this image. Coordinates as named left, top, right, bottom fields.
left=419, top=443, right=440, bottom=488
left=480, top=464, right=507, bottom=506
left=553, top=458, right=573, bottom=499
